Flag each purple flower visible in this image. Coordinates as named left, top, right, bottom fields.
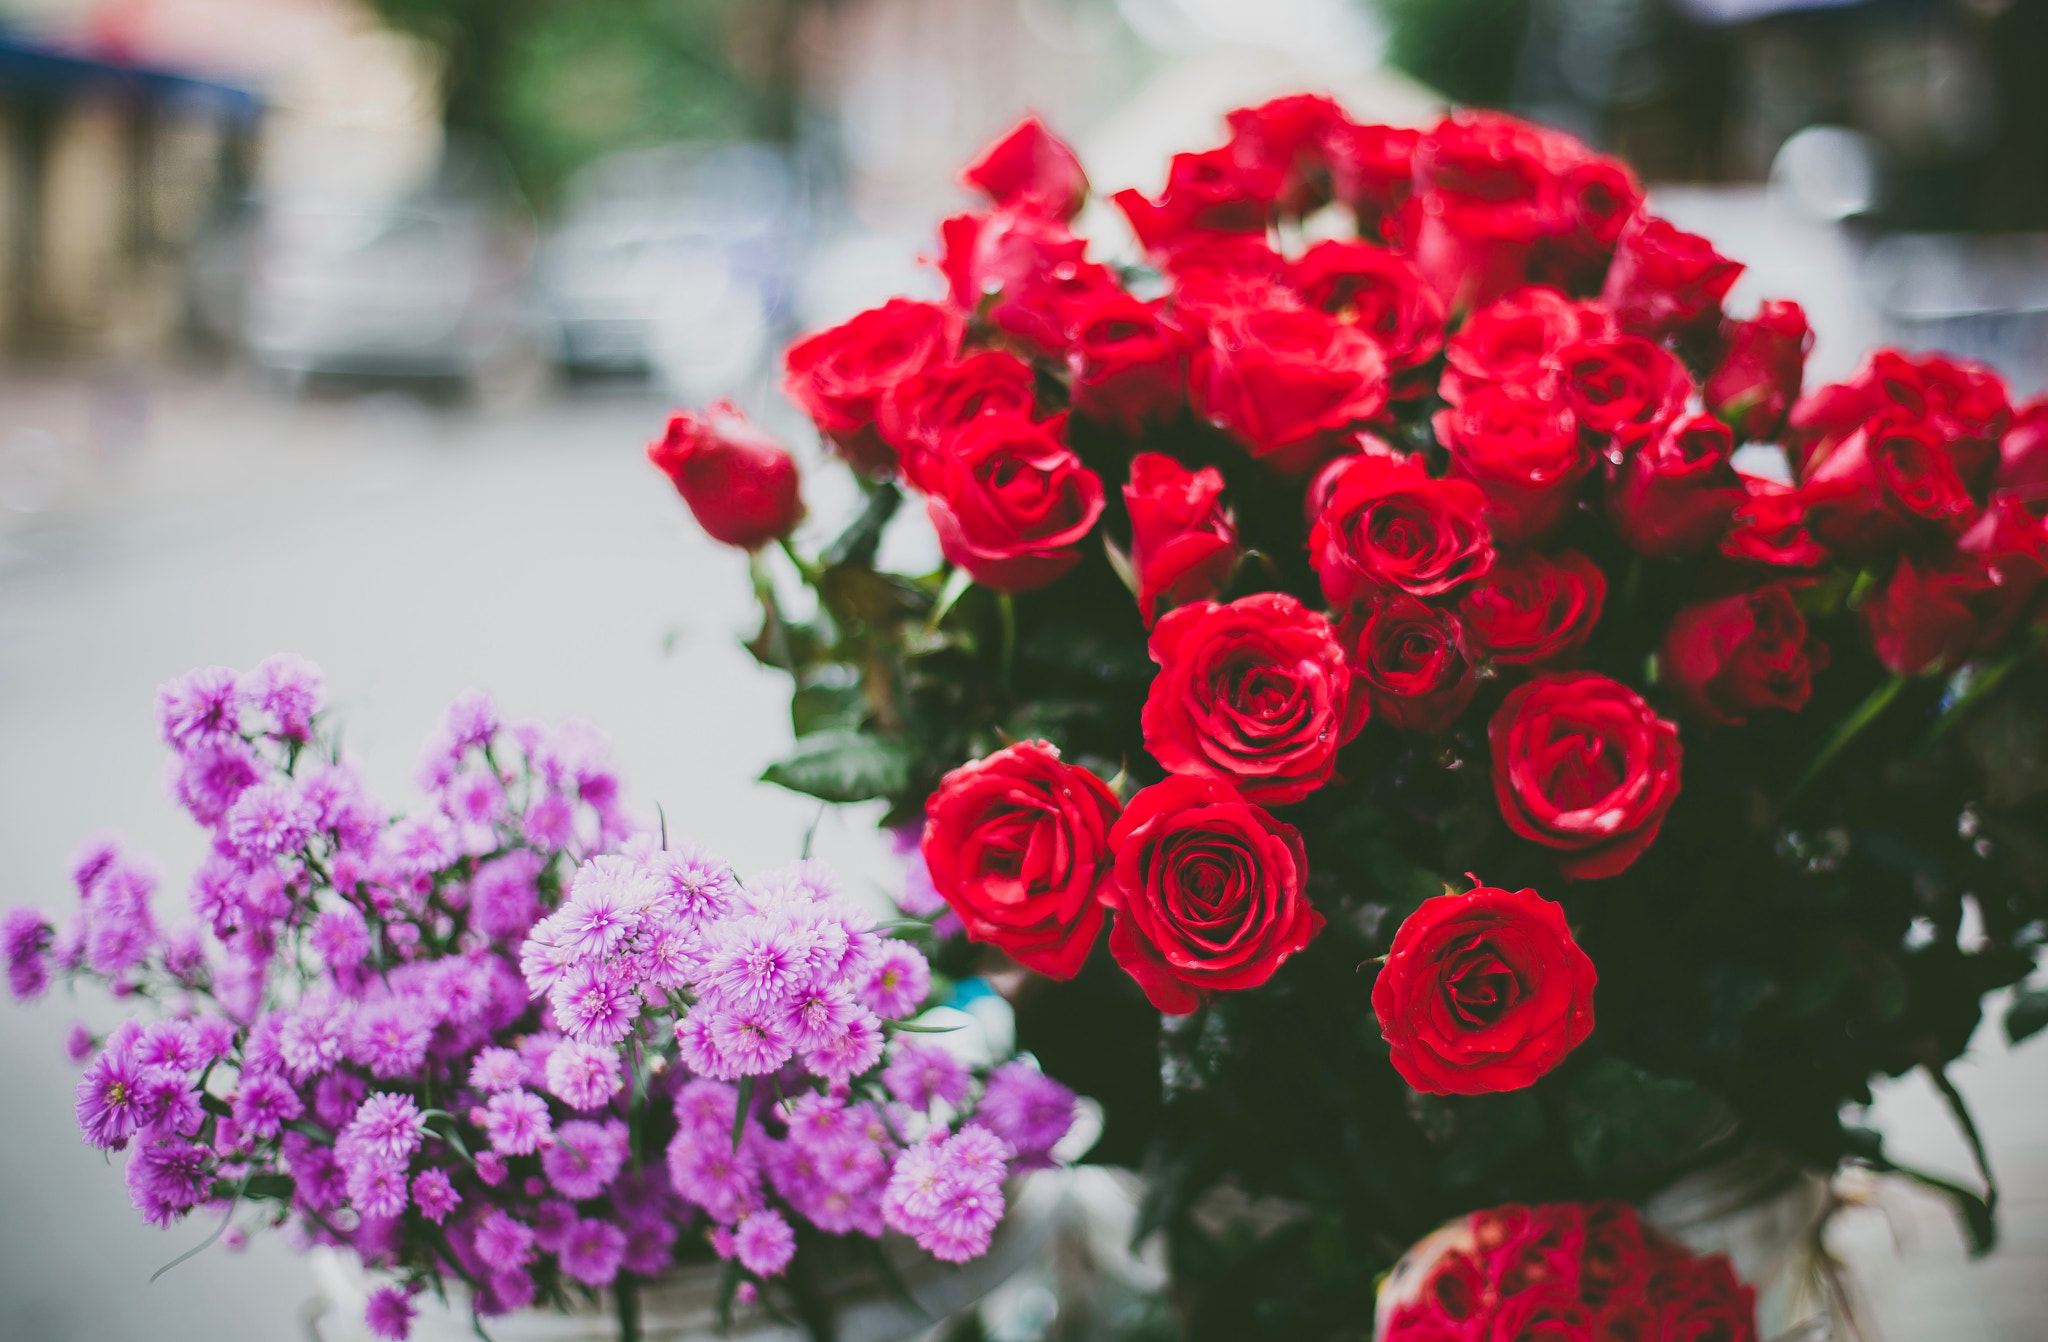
left=549, top=964, right=641, bottom=1047
left=477, top=1267, right=534, bottom=1317
left=803, top=1012, right=884, bottom=1086
left=125, top=1139, right=211, bottom=1226
left=156, top=666, right=242, bottom=752
left=622, top=1220, right=679, bottom=1276
left=782, top=985, right=863, bottom=1053
left=544, top=1041, right=624, bottom=1112
left=523, top=794, right=576, bottom=850
left=4, top=906, right=53, bottom=999
left=976, top=1062, right=1077, bottom=1166
left=348, top=1093, right=425, bottom=1163
left=858, top=941, right=931, bottom=1020
left=666, top=1127, right=762, bottom=1224
left=892, top=831, right=948, bottom=918
left=64, top=1022, right=95, bottom=1062
left=443, top=689, right=500, bottom=750
left=559, top=1217, right=628, bottom=1286
left=735, top=1208, right=796, bottom=1277
left=309, top=908, right=372, bottom=970
left=470, top=851, right=544, bottom=941
left=167, top=740, right=263, bottom=827
left=345, top=1153, right=411, bottom=1219
left=284, top=1133, right=348, bottom=1212
left=85, top=859, right=159, bottom=977
left=224, top=782, right=318, bottom=859
left=412, top=1167, right=460, bottom=1224
left=706, top=1009, right=795, bottom=1078
left=443, top=770, right=504, bottom=828
left=363, top=1286, right=416, bottom=1341
left=882, top=1125, right=1011, bottom=1264
left=240, top=654, right=324, bottom=740
left=700, top=920, right=809, bottom=1016
left=469, top=1047, right=527, bottom=1093
left=531, top=1198, right=578, bottom=1251
left=884, top=1042, right=970, bottom=1112
left=473, top=1089, right=551, bottom=1156
left=542, top=1120, right=630, bottom=1200
left=474, top=1208, right=537, bottom=1271
left=555, top=856, right=652, bottom=960
left=474, top=1150, right=509, bottom=1186
left=312, top=1071, right=368, bottom=1131
left=230, top=1070, right=304, bottom=1140
left=644, top=844, right=740, bottom=924
left=349, top=1001, right=432, bottom=1078
left=71, top=835, right=122, bottom=896
left=386, top=816, right=457, bottom=879
left=278, top=1007, right=348, bottom=1081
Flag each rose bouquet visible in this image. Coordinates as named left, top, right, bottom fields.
left=650, top=102, right=2048, bottom=1338
left=4, top=659, right=1078, bottom=1340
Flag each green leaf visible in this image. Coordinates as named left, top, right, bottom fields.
left=1560, top=1058, right=1740, bottom=1181
left=820, top=481, right=902, bottom=569
left=760, top=730, right=912, bottom=804
left=790, top=681, right=864, bottom=737
left=1323, top=802, right=1444, bottom=918
left=732, top=1074, right=754, bottom=1153
left=818, top=564, right=927, bottom=631
left=2007, top=985, right=2048, bottom=1046
left=1785, top=674, right=1907, bottom=807
left=1435, top=1091, right=1546, bottom=1191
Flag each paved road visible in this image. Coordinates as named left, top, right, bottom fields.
left=0, top=369, right=2041, bottom=1340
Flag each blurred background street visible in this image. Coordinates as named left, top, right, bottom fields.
left=1, top=0, right=2045, bottom=1337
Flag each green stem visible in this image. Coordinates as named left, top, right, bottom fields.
left=997, top=591, right=1016, bottom=701
left=615, top=1275, right=642, bottom=1342
left=1784, top=674, right=1907, bottom=807
left=750, top=550, right=798, bottom=676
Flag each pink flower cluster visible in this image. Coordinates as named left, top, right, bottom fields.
left=5, top=659, right=1078, bottom=1340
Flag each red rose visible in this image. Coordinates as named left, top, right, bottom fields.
left=1457, top=550, right=1606, bottom=667
left=646, top=401, right=803, bottom=550
left=1649, top=1255, right=1757, bottom=1342
left=1310, top=453, right=1496, bottom=604
left=921, top=741, right=1120, bottom=979
left=913, top=412, right=1105, bottom=592
left=1102, top=775, right=1320, bottom=1014
left=1605, top=412, right=1747, bottom=557
left=1436, top=386, right=1591, bottom=546
left=937, top=209, right=1117, bottom=357
left=1161, top=235, right=1294, bottom=323
left=1489, top=673, right=1683, bottom=879
left=1371, top=884, right=1597, bottom=1095
left=1792, top=349, right=2012, bottom=486
left=878, top=350, right=1038, bottom=479
left=1536, top=147, right=1644, bottom=293
left=1140, top=594, right=1366, bottom=803
left=1705, top=300, right=1810, bottom=441
left=1997, top=395, right=2048, bottom=505
left=1224, top=93, right=1347, bottom=215
left=1340, top=591, right=1477, bottom=733
left=1123, top=452, right=1239, bottom=626
left=1799, top=413, right=1978, bottom=559
left=1327, top=120, right=1417, bottom=229
left=1067, top=292, right=1189, bottom=432
left=1292, top=240, right=1446, bottom=394
left=1113, top=147, right=1271, bottom=254
left=1579, top=1203, right=1651, bottom=1305
left=1862, top=499, right=2048, bottom=675
left=1719, top=476, right=1828, bottom=569
left=1411, top=112, right=1562, bottom=312
left=1189, top=301, right=1389, bottom=470
left=784, top=299, right=960, bottom=475
left=959, top=115, right=1088, bottom=221
left=1599, top=213, right=1743, bottom=340
left=1442, top=286, right=1613, bottom=406
left=1303, top=433, right=1409, bottom=524
left=1661, top=586, right=1827, bottom=725
left=1552, top=334, right=1692, bottom=455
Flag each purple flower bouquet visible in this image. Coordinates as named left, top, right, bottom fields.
left=4, top=657, right=1079, bottom=1340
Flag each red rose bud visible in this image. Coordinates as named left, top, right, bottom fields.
left=646, top=402, right=804, bottom=550
left=1067, top=292, right=1189, bottom=433
left=1800, top=412, right=1978, bottom=560
left=1605, top=412, right=1746, bottom=557
left=916, top=412, right=1104, bottom=593
left=1340, top=590, right=1477, bottom=734
left=1599, top=212, right=1743, bottom=340
left=783, top=298, right=960, bottom=476
left=921, top=741, right=1119, bottom=980
left=1372, top=884, right=1596, bottom=1095
left=1141, top=594, right=1365, bottom=803
left=1997, top=396, right=2048, bottom=506
left=1224, top=93, right=1349, bottom=215
left=1292, top=240, right=1446, bottom=394
left=1326, top=120, right=1417, bottom=229
left=1436, top=386, right=1591, bottom=546
left=1188, top=301, right=1389, bottom=471
left=879, top=349, right=1038, bottom=481
left=1706, top=299, right=1811, bottom=441
left=1410, top=112, right=1562, bottom=313
left=1489, top=672, right=1683, bottom=880
left=960, top=115, right=1088, bottom=222
left=1113, top=147, right=1272, bottom=254
left=1456, top=549, right=1606, bottom=667
left=1441, top=285, right=1613, bottom=406
left=1123, top=452, right=1239, bottom=626
left=1661, top=585, right=1827, bottom=725
left=1720, top=476, right=1829, bottom=570
left=1103, top=775, right=1319, bottom=1014
left=1552, top=333, right=1692, bottom=456
left=1311, top=453, right=1495, bottom=605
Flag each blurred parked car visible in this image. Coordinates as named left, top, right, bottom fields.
left=239, top=143, right=539, bottom=397
left=534, top=142, right=805, bottom=397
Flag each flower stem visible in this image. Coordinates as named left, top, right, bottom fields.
left=1784, top=674, right=1906, bottom=807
